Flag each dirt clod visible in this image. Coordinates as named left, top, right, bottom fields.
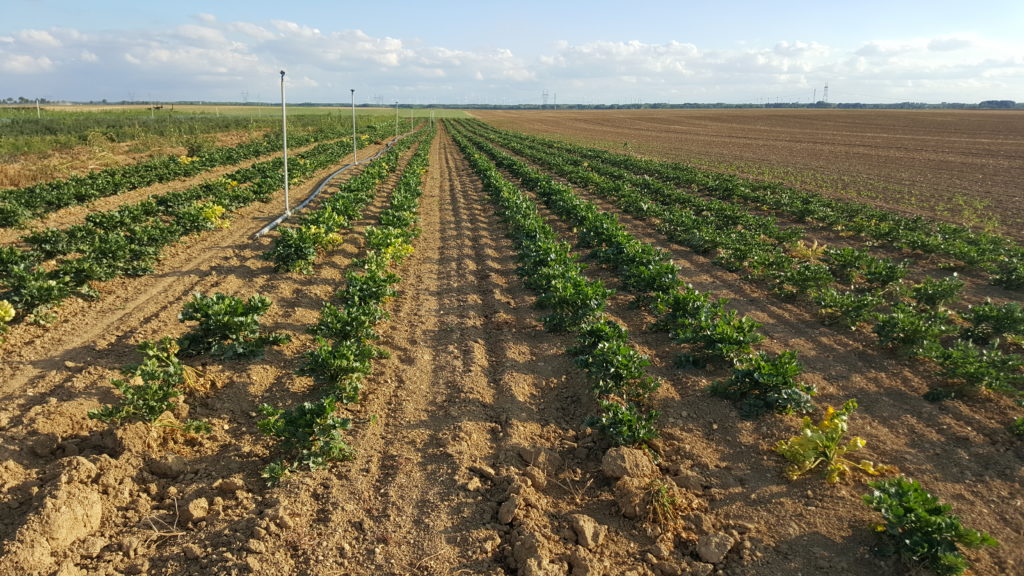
left=696, top=532, right=735, bottom=564
left=148, top=453, right=188, bottom=478
left=601, top=447, right=657, bottom=480
left=571, top=514, right=607, bottom=550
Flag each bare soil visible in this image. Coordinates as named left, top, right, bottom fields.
left=0, top=124, right=1020, bottom=576
left=472, top=109, right=1024, bottom=240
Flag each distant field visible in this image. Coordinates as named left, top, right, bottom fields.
left=0, top=104, right=458, bottom=187
left=0, top=103, right=470, bottom=118
left=473, top=109, right=1024, bottom=240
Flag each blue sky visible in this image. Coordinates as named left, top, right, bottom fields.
left=2, top=0, right=1022, bottom=104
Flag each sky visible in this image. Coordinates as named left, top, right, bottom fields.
left=2, top=0, right=1022, bottom=105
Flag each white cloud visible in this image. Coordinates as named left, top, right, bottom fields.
left=270, top=20, right=321, bottom=39
left=0, top=18, right=1019, bottom=104
left=0, top=53, right=54, bottom=73
left=855, top=41, right=915, bottom=58
left=17, top=29, right=62, bottom=48
left=228, top=21, right=276, bottom=41
left=928, top=36, right=973, bottom=51
left=175, top=25, right=228, bottom=47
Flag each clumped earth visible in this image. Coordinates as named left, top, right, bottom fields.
left=0, top=121, right=1021, bottom=575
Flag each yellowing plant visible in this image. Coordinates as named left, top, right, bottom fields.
left=0, top=300, right=14, bottom=324
left=200, top=203, right=230, bottom=229
left=774, top=399, right=887, bottom=483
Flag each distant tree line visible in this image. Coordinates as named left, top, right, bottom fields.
left=4, top=97, right=1020, bottom=110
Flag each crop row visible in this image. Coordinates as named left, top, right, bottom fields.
left=452, top=125, right=664, bottom=443
left=465, top=120, right=1024, bottom=290
left=0, top=120, right=378, bottom=228
left=458, top=121, right=1024, bottom=404
left=450, top=121, right=816, bottom=418
left=259, top=127, right=435, bottom=482
left=455, top=121, right=1008, bottom=576
left=265, top=128, right=430, bottom=274
left=0, top=121, right=394, bottom=326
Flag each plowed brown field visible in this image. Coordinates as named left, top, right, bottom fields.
left=473, top=109, right=1024, bottom=241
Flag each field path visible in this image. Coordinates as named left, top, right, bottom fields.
left=244, top=122, right=597, bottom=575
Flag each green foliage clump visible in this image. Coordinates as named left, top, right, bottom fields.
left=873, top=303, right=956, bottom=357
left=571, top=320, right=661, bottom=446
left=1010, top=417, right=1024, bottom=436
left=178, top=292, right=290, bottom=359
left=266, top=225, right=341, bottom=274
left=864, top=477, right=997, bottom=576
left=961, top=299, right=1024, bottom=345
left=0, top=250, right=70, bottom=323
left=88, top=374, right=180, bottom=424
left=990, top=256, right=1024, bottom=290
left=258, top=398, right=355, bottom=485
left=301, top=337, right=380, bottom=404
left=88, top=338, right=210, bottom=428
left=812, top=287, right=883, bottom=330
left=911, top=274, right=964, bottom=309
left=862, top=257, right=908, bottom=289
left=710, top=350, right=815, bottom=418
left=589, top=399, right=660, bottom=447
left=926, top=340, right=1024, bottom=400
left=571, top=320, right=659, bottom=402
left=825, top=246, right=874, bottom=284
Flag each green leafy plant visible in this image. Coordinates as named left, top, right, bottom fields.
left=775, top=399, right=887, bottom=483
left=675, top=310, right=764, bottom=368
left=864, top=477, right=997, bottom=576
left=570, top=320, right=660, bottom=402
left=862, top=257, right=908, bottom=289
left=310, top=301, right=387, bottom=343
left=925, top=340, right=1024, bottom=400
left=88, top=337, right=212, bottom=424
left=912, top=274, right=964, bottom=309
left=765, top=260, right=834, bottom=300
left=589, top=399, right=659, bottom=446
left=873, top=303, right=956, bottom=357
left=961, top=299, right=1024, bottom=345
left=178, top=292, right=290, bottom=359
left=2, top=262, right=70, bottom=323
left=825, top=246, right=874, bottom=284
left=991, top=256, right=1024, bottom=290
left=257, top=397, right=355, bottom=485
left=812, top=287, right=883, bottom=329
left=1010, top=417, right=1024, bottom=436
left=266, top=225, right=340, bottom=274
left=710, top=350, right=815, bottom=418
left=301, top=337, right=380, bottom=404
left=88, top=374, right=180, bottom=424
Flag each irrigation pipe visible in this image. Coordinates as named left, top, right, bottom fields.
left=253, top=133, right=408, bottom=239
